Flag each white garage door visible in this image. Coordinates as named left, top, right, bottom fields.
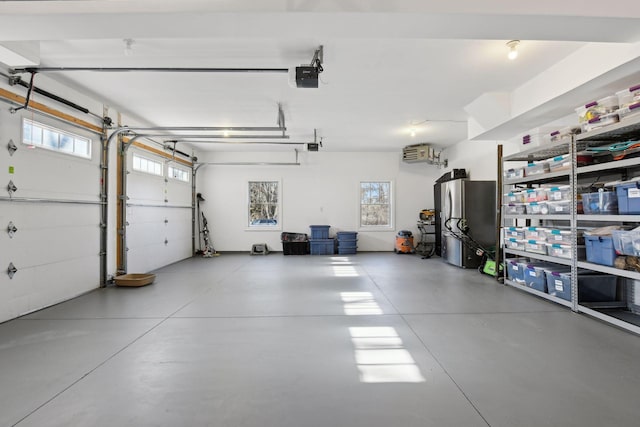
left=0, top=110, right=102, bottom=322
left=124, top=148, right=193, bottom=273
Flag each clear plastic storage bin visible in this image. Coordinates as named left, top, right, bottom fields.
left=504, top=191, right=525, bottom=203
left=582, top=112, right=620, bottom=133
left=525, top=201, right=548, bottom=215
left=524, top=162, right=550, bottom=177
left=547, top=154, right=571, bottom=172
left=504, top=227, right=525, bottom=240
left=616, top=84, right=640, bottom=109
left=581, top=191, right=618, bottom=214
left=525, top=240, right=547, bottom=255
left=546, top=200, right=571, bottom=214
left=523, top=188, right=547, bottom=202
left=547, top=228, right=584, bottom=245
left=575, top=95, right=619, bottom=123
left=504, top=168, right=525, bottom=179
left=504, top=238, right=526, bottom=251
left=504, top=203, right=526, bottom=215
left=524, top=227, right=548, bottom=241
left=611, top=229, right=640, bottom=256
left=545, top=185, right=571, bottom=202
left=546, top=243, right=573, bottom=259
left=618, top=103, right=640, bottom=120
left=546, top=127, right=580, bottom=144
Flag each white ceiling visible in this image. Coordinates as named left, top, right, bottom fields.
left=1, top=1, right=639, bottom=152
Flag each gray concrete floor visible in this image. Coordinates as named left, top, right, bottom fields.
left=1, top=253, right=639, bottom=427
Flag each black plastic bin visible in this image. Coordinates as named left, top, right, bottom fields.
left=282, top=241, right=309, bottom=255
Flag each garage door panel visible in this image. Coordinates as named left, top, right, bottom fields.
left=7, top=156, right=100, bottom=199
left=165, top=180, right=191, bottom=205
left=0, top=204, right=100, bottom=228
left=0, top=109, right=101, bottom=323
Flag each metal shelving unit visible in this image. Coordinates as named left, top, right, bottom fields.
left=504, top=279, right=573, bottom=308
left=501, top=113, right=640, bottom=334
left=505, top=248, right=573, bottom=266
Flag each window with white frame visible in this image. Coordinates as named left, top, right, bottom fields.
left=22, top=118, right=92, bottom=159
left=168, top=165, right=190, bottom=182
left=360, top=181, right=393, bottom=228
left=248, top=181, right=280, bottom=228
left=132, top=153, right=163, bottom=176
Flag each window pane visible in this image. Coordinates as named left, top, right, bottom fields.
left=21, top=119, right=91, bottom=159
left=140, top=158, right=148, bottom=171
left=31, top=126, right=43, bottom=145
left=23, top=121, right=33, bottom=142
left=59, top=134, right=74, bottom=153
left=154, top=163, right=161, bottom=175
left=360, top=182, right=391, bottom=227
left=133, top=156, right=141, bottom=170
left=43, top=128, right=58, bottom=149
left=74, top=138, right=89, bottom=157
left=249, top=181, right=279, bottom=226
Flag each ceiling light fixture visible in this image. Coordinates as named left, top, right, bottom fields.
left=123, top=38, right=134, bottom=57
left=506, top=40, right=520, bottom=60
left=410, top=128, right=417, bottom=137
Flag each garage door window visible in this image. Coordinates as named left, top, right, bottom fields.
left=168, top=165, right=190, bottom=182
left=360, top=181, right=393, bottom=229
left=22, top=118, right=92, bottom=159
left=248, top=181, right=280, bottom=228
left=132, top=153, right=163, bottom=176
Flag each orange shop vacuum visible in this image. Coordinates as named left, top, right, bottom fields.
left=394, top=230, right=414, bottom=254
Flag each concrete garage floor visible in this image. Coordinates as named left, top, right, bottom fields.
left=1, top=253, right=639, bottom=427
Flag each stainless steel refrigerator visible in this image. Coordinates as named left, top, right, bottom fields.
left=441, top=179, right=496, bottom=268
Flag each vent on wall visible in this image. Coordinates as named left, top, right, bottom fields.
left=402, top=144, right=447, bottom=167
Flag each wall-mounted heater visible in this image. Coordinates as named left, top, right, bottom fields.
left=402, top=143, right=448, bottom=167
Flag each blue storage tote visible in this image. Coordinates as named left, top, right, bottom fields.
left=546, top=270, right=618, bottom=302
left=546, top=270, right=572, bottom=301
left=310, top=238, right=335, bottom=255
left=310, top=225, right=330, bottom=239
left=338, top=240, right=357, bottom=249
left=336, top=231, right=358, bottom=240
left=585, top=235, right=616, bottom=266
left=338, top=247, right=357, bottom=255
left=524, top=263, right=555, bottom=293
left=506, top=258, right=528, bottom=283
left=615, top=179, right=640, bottom=214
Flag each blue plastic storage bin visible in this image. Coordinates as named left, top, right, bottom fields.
left=585, top=235, right=616, bottom=266
left=546, top=271, right=618, bottom=302
left=337, top=247, right=357, bottom=255
left=337, top=239, right=357, bottom=248
left=546, top=270, right=572, bottom=301
left=506, top=259, right=527, bottom=283
left=524, top=264, right=552, bottom=292
left=616, top=181, right=640, bottom=214
left=336, top=231, right=358, bottom=240
left=310, top=225, right=330, bottom=239
left=310, top=238, right=335, bottom=255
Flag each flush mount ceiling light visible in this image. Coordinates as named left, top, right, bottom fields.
left=506, top=40, right=520, bottom=60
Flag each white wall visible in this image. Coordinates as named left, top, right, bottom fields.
left=197, top=151, right=441, bottom=252
left=442, top=140, right=502, bottom=181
